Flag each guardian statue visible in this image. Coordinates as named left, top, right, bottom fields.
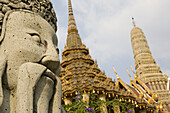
left=0, top=0, right=63, bottom=112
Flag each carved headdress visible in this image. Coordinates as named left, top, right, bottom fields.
left=0, top=0, right=57, bottom=32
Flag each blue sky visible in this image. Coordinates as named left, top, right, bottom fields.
left=51, top=0, right=170, bottom=84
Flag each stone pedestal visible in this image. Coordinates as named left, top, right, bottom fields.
left=82, top=93, right=90, bottom=103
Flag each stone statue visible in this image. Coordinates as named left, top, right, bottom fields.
left=0, top=0, right=64, bottom=113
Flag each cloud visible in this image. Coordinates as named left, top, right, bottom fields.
left=51, top=0, right=170, bottom=83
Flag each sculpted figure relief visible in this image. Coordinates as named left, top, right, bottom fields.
left=0, top=0, right=64, bottom=113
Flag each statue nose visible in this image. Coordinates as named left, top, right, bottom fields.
left=41, top=43, right=60, bottom=74
left=41, top=56, right=60, bottom=74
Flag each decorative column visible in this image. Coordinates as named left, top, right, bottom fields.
left=113, top=105, right=120, bottom=113
left=156, top=81, right=160, bottom=90
left=148, top=82, right=153, bottom=90
left=159, top=81, right=164, bottom=90
left=82, top=92, right=90, bottom=103
left=152, top=82, right=156, bottom=90
left=99, top=94, right=108, bottom=113
left=64, top=97, right=72, bottom=105
left=163, top=81, right=166, bottom=90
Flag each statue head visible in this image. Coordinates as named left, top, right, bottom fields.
left=0, top=0, right=60, bottom=88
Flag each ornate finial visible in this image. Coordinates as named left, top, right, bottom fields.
left=154, top=90, right=158, bottom=100
left=131, top=65, right=135, bottom=74
left=159, top=101, right=163, bottom=111
left=127, top=69, right=131, bottom=78
left=127, top=69, right=133, bottom=81
left=102, top=70, right=105, bottom=75
left=93, top=60, right=98, bottom=67
left=139, top=93, right=144, bottom=99
left=152, top=93, right=154, bottom=99
left=113, top=66, right=117, bottom=75
left=94, top=59, right=97, bottom=64
left=155, top=90, right=157, bottom=97
left=131, top=65, right=137, bottom=79
left=113, top=66, right=120, bottom=79
left=132, top=17, right=136, bottom=27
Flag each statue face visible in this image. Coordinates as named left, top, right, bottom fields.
left=1, top=11, right=59, bottom=88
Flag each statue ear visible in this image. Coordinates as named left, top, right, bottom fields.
left=0, top=11, right=13, bottom=43
left=0, top=10, right=10, bottom=107
left=0, top=54, right=7, bottom=106
left=0, top=14, right=6, bottom=44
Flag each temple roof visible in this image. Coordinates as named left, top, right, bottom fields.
left=60, top=3, right=161, bottom=111
left=130, top=20, right=170, bottom=111
left=114, top=68, right=158, bottom=105
left=130, top=19, right=165, bottom=83
left=60, top=0, right=135, bottom=102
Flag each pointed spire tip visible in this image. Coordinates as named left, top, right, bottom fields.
left=67, top=0, right=78, bottom=33
left=113, top=66, right=120, bottom=79
left=132, top=17, right=136, bottom=27
left=127, top=69, right=133, bottom=81
left=127, top=69, right=131, bottom=77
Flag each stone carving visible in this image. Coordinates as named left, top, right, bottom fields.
left=0, top=0, right=57, bottom=32
left=0, top=1, right=64, bottom=113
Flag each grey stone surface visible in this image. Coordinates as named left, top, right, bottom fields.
left=0, top=0, right=57, bottom=31
left=0, top=10, right=63, bottom=113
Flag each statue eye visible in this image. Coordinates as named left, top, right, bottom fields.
left=29, top=33, right=41, bottom=44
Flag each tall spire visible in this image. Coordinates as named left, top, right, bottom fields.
left=68, top=0, right=78, bottom=33
left=131, top=22, right=162, bottom=80
left=132, top=17, right=136, bottom=27
left=130, top=21, right=170, bottom=112
left=67, top=0, right=82, bottom=48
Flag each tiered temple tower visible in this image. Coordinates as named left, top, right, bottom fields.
left=59, top=1, right=161, bottom=112
left=60, top=0, right=113, bottom=109
left=131, top=19, right=170, bottom=111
